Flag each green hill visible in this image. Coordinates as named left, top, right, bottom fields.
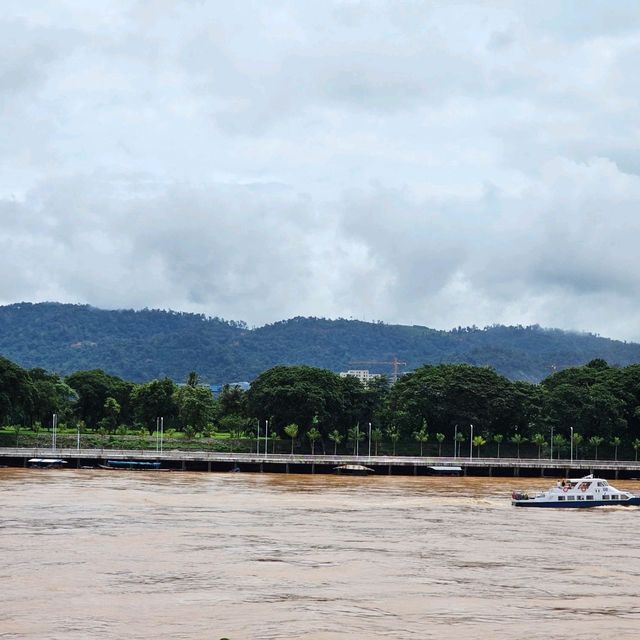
left=1, top=302, right=639, bottom=383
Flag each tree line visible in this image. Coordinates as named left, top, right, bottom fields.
left=2, top=354, right=640, bottom=459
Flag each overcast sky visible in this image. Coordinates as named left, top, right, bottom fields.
left=2, top=1, right=640, bottom=340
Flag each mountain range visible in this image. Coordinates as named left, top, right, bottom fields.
left=1, top=302, right=639, bottom=384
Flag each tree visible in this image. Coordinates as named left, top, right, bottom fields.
left=387, top=425, right=400, bottom=455
left=413, top=427, right=429, bottom=456
left=307, top=427, right=321, bottom=455
left=328, top=429, right=343, bottom=455
left=531, top=433, right=546, bottom=459
left=493, top=433, right=503, bottom=458
left=247, top=365, right=343, bottom=441
left=103, top=397, right=121, bottom=433
left=572, top=432, right=583, bottom=459
left=371, top=427, right=383, bottom=455
left=435, top=433, right=445, bottom=456
left=610, top=436, right=622, bottom=461
left=633, top=438, right=640, bottom=462
left=347, top=425, right=365, bottom=455
left=455, top=432, right=465, bottom=457
left=130, top=378, right=178, bottom=433
left=511, top=433, right=526, bottom=458
left=472, top=435, right=487, bottom=457
left=174, top=384, right=214, bottom=435
left=65, top=369, right=132, bottom=428
left=589, top=436, right=604, bottom=460
left=284, top=423, right=299, bottom=454
left=552, top=434, right=567, bottom=459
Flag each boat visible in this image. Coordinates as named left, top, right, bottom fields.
left=333, top=464, right=374, bottom=476
left=428, top=465, right=462, bottom=476
left=28, top=458, right=68, bottom=469
left=511, top=474, right=640, bottom=508
left=98, top=460, right=166, bottom=471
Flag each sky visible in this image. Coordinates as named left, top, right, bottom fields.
left=2, top=1, right=640, bottom=341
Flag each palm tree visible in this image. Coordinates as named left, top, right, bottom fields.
left=455, top=432, right=465, bottom=457
left=493, top=434, right=503, bottom=458
left=371, top=428, right=383, bottom=455
left=610, top=436, right=622, bottom=461
left=387, top=425, right=400, bottom=455
left=510, top=433, right=526, bottom=458
left=328, top=429, right=343, bottom=455
left=284, top=423, right=299, bottom=454
left=435, top=433, right=445, bottom=456
left=472, top=435, right=487, bottom=457
left=589, top=436, right=604, bottom=460
left=347, top=425, right=365, bottom=455
left=572, top=432, right=583, bottom=459
left=633, top=438, right=640, bottom=462
left=531, top=433, right=546, bottom=459
left=413, top=427, right=429, bottom=456
left=552, top=434, right=567, bottom=459
left=307, top=427, right=321, bottom=455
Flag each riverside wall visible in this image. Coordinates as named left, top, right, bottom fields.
left=1, top=447, right=640, bottom=479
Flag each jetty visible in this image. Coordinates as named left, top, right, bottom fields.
left=1, top=447, right=640, bottom=479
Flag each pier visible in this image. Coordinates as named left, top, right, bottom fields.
left=2, top=447, right=640, bottom=479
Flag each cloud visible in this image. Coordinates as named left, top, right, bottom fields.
left=1, top=1, right=640, bottom=341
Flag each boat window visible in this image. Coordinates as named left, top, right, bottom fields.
left=577, top=495, right=584, bottom=500
left=611, top=495, right=618, bottom=500
left=586, top=495, right=594, bottom=500
left=567, top=496, right=575, bottom=501
left=597, top=481, right=607, bottom=487
left=558, top=496, right=565, bottom=501
left=602, top=495, right=609, bottom=500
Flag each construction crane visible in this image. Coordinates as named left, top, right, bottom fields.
left=349, top=357, right=407, bottom=384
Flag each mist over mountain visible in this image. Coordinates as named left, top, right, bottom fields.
left=1, top=302, right=639, bottom=384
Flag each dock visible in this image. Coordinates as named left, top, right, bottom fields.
left=2, top=447, right=640, bottom=479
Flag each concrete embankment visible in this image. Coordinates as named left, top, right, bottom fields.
left=1, top=447, right=640, bottom=479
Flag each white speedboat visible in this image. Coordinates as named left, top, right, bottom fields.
left=511, top=474, right=640, bottom=508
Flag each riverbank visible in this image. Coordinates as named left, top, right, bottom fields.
left=2, top=447, right=640, bottom=479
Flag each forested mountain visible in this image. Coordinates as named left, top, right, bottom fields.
left=1, top=302, right=639, bottom=384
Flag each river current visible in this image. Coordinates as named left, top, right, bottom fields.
left=1, top=469, right=640, bottom=639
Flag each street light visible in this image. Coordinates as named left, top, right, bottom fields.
left=454, top=424, right=458, bottom=458
left=264, top=420, right=269, bottom=458
left=256, top=420, right=260, bottom=455
left=570, top=426, right=574, bottom=463
left=469, top=423, right=474, bottom=460
left=368, top=422, right=372, bottom=458
left=52, top=413, right=57, bottom=451
left=356, top=423, right=360, bottom=457
left=550, top=425, right=554, bottom=460
left=77, top=422, right=80, bottom=451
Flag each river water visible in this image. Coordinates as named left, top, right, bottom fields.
left=2, top=469, right=640, bottom=639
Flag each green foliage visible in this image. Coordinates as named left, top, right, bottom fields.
left=4, top=303, right=640, bottom=384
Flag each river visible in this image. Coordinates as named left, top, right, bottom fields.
left=1, top=469, right=640, bottom=639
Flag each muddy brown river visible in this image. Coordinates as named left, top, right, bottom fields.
left=2, top=469, right=640, bottom=639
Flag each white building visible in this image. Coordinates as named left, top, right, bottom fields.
left=339, top=369, right=381, bottom=386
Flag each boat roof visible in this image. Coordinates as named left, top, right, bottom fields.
left=334, top=464, right=374, bottom=471
left=28, top=458, right=67, bottom=463
left=429, top=466, right=462, bottom=472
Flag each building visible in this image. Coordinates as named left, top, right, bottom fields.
left=339, top=369, right=381, bottom=386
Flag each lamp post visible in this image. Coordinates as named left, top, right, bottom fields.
left=469, top=424, right=474, bottom=460
left=256, top=420, right=260, bottom=455
left=550, top=425, right=554, bottom=461
left=368, top=422, right=372, bottom=458
left=356, top=423, right=360, bottom=457
left=454, top=424, right=458, bottom=458
left=77, top=422, right=80, bottom=451
left=570, top=426, right=574, bottom=463
left=160, top=417, right=164, bottom=453
left=264, top=420, right=269, bottom=458
left=52, top=413, right=57, bottom=451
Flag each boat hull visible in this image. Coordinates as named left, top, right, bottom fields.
left=513, top=497, right=640, bottom=508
